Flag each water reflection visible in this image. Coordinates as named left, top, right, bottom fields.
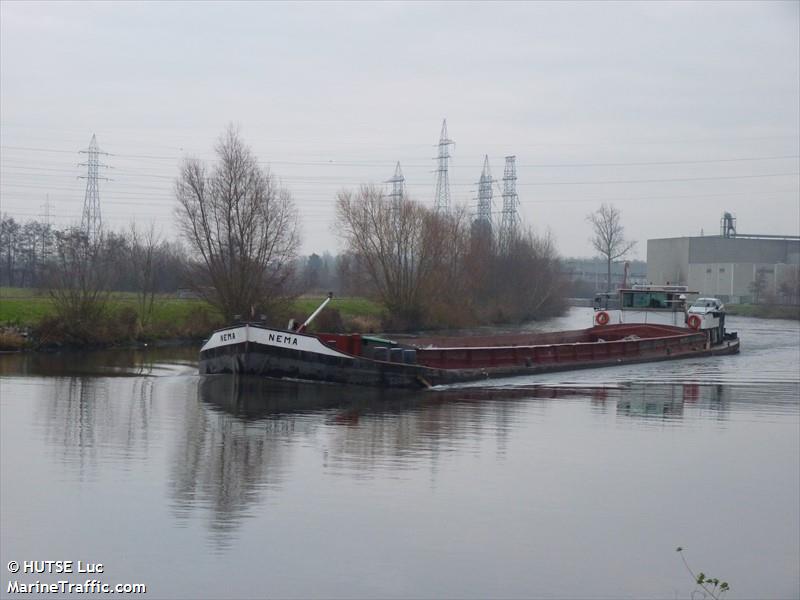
left=11, top=367, right=791, bottom=551
left=615, top=383, right=729, bottom=420
left=0, top=346, right=197, bottom=377
left=170, top=377, right=306, bottom=546
left=174, top=375, right=750, bottom=545
left=2, top=309, right=797, bottom=599
left=195, top=375, right=740, bottom=431
left=198, top=374, right=417, bottom=419
left=37, top=376, right=154, bottom=477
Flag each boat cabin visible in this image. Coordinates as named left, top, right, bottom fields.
left=593, top=285, right=732, bottom=344
left=593, top=285, right=692, bottom=327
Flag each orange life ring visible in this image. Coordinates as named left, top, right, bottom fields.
left=595, top=311, right=610, bottom=326
left=687, top=314, right=702, bottom=330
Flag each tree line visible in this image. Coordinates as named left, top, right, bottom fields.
left=334, top=186, right=564, bottom=329
left=170, top=126, right=566, bottom=329
left=0, top=216, right=186, bottom=293
left=1, top=126, right=576, bottom=337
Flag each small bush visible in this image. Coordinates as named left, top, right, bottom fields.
left=0, top=330, right=26, bottom=351
left=309, top=308, right=345, bottom=333
left=34, top=314, right=100, bottom=347
left=176, top=305, right=225, bottom=338
left=33, top=305, right=139, bottom=348
left=346, top=314, right=381, bottom=333
left=107, top=306, right=140, bottom=341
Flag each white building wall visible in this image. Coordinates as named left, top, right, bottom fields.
left=648, top=237, right=800, bottom=303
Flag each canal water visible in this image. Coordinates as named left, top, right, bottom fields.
left=1, top=308, right=798, bottom=599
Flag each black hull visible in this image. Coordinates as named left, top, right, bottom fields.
left=200, top=341, right=447, bottom=388
left=199, top=338, right=741, bottom=389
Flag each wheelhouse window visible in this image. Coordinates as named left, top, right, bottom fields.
left=622, top=291, right=669, bottom=309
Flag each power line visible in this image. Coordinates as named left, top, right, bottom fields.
left=4, top=165, right=796, bottom=187
left=3, top=144, right=797, bottom=168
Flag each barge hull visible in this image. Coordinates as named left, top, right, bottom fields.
left=199, top=331, right=740, bottom=388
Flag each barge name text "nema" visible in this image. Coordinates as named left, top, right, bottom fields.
left=268, top=333, right=299, bottom=346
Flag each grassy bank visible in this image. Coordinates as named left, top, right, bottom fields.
left=0, top=287, right=386, bottom=350
left=726, top=303, right=800, bottom=320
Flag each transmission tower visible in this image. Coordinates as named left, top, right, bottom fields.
left=78, top=134, right=110, bottom=241
left=40, top=194, right=52, bottom=259
left=476, top=155, right=493, bottom=229
left=499, top=155, right=519, bottom=251
left=40, top=194, right=51, bottom=227
left=386, top=161, right=405, bottom=214
left=433, top=119, right=455, bottom=213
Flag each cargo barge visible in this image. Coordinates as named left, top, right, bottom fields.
left=199, top=287, right=740, bottom=389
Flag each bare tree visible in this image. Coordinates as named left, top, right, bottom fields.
left=175, top=126, right=300, bottom=321
left=0, top=215, right=20, bottom=286
left=478, top=228, right=564, bottom=322
left=128, top=222, right=160, bottom=329
left=335, top=186, right=465, bottom=327
left=587, top=203, right=636, bottom=292
left=748, top=267, right=769, bottom=304
left=47, top=228, right=112, bottom=327
left=778, top=266, right=800, bottom=305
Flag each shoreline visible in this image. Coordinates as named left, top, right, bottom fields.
left=725, top=304, right=800, bottom=320
left=0, top=334, right=204, bottom=354
left=5, top=302, right=797, bottom=355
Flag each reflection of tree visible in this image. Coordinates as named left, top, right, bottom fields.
left=38, top=376, right=153, bottom=477
left=0, top=346, right=198, bottom=378
left=185, top=377, right=534, bottom=528
left=321, top=390, right=526, bottom=477
left=170, top=377, right=303, bottom=546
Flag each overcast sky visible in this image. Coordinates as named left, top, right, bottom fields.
left=1, top=1, right=798, bottom=258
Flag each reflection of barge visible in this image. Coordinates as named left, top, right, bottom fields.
left=199, top=287, right=740, bottom=389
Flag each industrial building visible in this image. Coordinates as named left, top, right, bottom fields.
left=647, top=215, right=800, bottom=304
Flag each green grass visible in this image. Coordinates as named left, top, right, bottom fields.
left=726, top=303, right=800, bottom=320
left=294, top=295, right=386, bottom=320
left=0, top=289, right=218, bottom=328
left=0, top=288, right=55, bottom=325
left=0, top=288, right=385, bottom=330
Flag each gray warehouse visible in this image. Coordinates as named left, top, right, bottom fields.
left=647, top=236, right=800, bottom=304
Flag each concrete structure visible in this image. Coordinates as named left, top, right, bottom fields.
left=647, top=236, right=800, bottom=303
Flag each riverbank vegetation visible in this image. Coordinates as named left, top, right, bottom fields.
left=0, top=288, right=384, bottom=350
left=1, top=126, right=568, bottom=351
left=726, top=303, right=800, bottom=320
left=335, top=185, right=564, bottom=330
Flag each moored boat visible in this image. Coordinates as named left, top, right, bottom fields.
left=199, top=287, right=740, bottom=389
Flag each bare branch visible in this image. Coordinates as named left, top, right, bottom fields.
left=586, top=203, right=636, bottom=292
left=174, top=125, right=300, bottom=321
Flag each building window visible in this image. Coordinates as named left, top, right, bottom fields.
left=706, top=268, right=712, bottom=274
left=719, top=268, right=725, bottom=273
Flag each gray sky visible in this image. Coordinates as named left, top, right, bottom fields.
left=2, top=0, right=798, bottom=258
